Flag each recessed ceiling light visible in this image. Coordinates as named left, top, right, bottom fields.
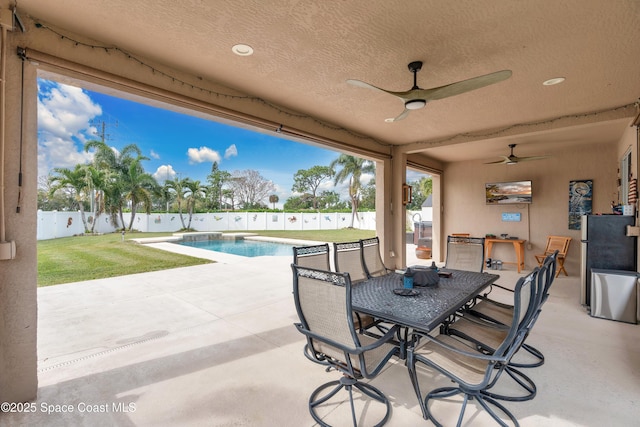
left=543, top=77, right=565, bottom=86
left=232, top=44, right=254, bottom=56
left=384, top=118, right=394, bottom=123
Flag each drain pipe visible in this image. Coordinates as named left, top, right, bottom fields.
left=0, top=9, right=16, bottom=260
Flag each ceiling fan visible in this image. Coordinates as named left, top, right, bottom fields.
left=347, top=61, right=512, bottom=122
left=485, top=144, right=549, bottom=165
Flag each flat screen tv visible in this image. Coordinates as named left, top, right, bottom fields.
left=485, top=180, right=532, bottom=204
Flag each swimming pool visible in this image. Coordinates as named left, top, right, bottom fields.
left=177, top=239, right=295, bottom=257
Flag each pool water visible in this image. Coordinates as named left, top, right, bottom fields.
left=177, top=239, right=295, bottom=257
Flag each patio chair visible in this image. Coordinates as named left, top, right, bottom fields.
left=361, top=237, right=392, bottom=278
left=334, top=240, right=391, bottom=336
left=293, top=243, right=331, bottom=270
left=333, top=241, right=368, bottom=283
left=294, top=243, right=376, bottom=334
left=407, top=270, right=538, bottom=425
left=534, top=235, right=571, bottom=277
left=292, top=264, right=400, bottom=427
left=444, top=235, right=485, bottom=272
left=466, top=251, right=558, bottom=371
left=445, top=267, right=544, bottom=402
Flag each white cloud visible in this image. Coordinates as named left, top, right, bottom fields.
left=187, top=146, right=221, bottom=164
left=360, top=172, right=375, bottom=185
left=149, top=149, right=160, bottom=159
left=153, top=165, right=177, bottom=183
left=224, top=144, right=238, bottom=159
left=38, top=83, right=102, bottom=141
left=37, top=81, right=102, bottom=177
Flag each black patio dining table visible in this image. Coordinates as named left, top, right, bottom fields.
left=351, top=269, right=500, bottom=334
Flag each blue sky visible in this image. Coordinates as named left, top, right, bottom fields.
left=37, top=79, right=426, bottom=207
left=37, top=78, right=347, bottom=206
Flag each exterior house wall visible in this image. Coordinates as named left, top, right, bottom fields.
left=442, top=140, right=625, bottom=275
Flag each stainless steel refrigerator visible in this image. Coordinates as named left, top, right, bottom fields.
left=580, top=215, right=637, bottom=307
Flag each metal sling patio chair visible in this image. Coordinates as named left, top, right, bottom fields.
left=444, top=235, right=486, bottom=272
left=333, top=241, right=368, bottom=283
left=293, top=243, right=378, bottom=336
left=464, top=251, right=558, bottom=371
left=293, top=243, right=331, bottom=270
left=445, top=267, right=545, bottom=403
left=360, top=237, right=392, bottom=278
left=407, top=270, right=538, bottom=426
left=292, top=264, right=400, bottom=427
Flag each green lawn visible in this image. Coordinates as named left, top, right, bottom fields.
left=37, top=229, right=376, bottom=286
left=37, top=232, right=211, bottom=287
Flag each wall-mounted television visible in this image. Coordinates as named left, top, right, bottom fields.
left=485, top=180, right=532, bottom=204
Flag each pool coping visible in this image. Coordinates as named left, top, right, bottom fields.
left=131, top=232, right=325, bottom=247
left=132, top=232, right=327, bottom=263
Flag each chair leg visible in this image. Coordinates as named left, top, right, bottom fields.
left=510, top=343, right=545, bottom=368
left=407, top=348, right=428, bottom=419
left=483, top=365, right=537, bottom=402
left=425, top=386, right=520, bottom=427
left=556, top=258, right=568, bottom=277
left=309, top=376, right=391, bottom=427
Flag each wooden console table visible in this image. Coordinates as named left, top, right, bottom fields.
left=485, top=238, right=526, bottom=273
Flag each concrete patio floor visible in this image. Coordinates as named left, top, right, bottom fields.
left=2, top=241, right=639, bottom=426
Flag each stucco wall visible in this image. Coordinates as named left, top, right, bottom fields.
left=0, top=21, right=39, bottom=401
left=442, top=141, right=621, bottom=275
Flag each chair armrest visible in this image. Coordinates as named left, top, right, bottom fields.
left=294, top=323, right=400, bottom=356
left=358, top=324, right=400, bottom=352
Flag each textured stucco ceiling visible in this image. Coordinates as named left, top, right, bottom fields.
left=17, top=0, right=640, bottom=163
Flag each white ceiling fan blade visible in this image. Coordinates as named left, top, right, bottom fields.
left=387, top=108, right=411, bottom=122
left=412, top=70, right=512, bottom=102
left=515, top=155, right=550, bottom=162
left=484, top=156, right=511, bottom=164
left=346, top=79, right=396, bottom=96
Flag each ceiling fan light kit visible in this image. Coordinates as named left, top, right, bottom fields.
left=405, top=99, right=426, bottom=110
left=347, top=60, right=512, bottom=122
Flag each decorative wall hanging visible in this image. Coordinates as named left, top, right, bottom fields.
left=568, top=179, right=592, bottom=230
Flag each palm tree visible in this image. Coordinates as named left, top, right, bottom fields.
left=183, top=179, right=207, bottom=229
left=121, top=158, right=158, bottom=231
left=48, top=164, right=93, bottom=232
left=153, top=184, right=174, bottom=213
left=269, top=194, right=279, bottom=210
left=85, top=165, right=108, bottom=233
left=84, top=140, right=150, bottom=230
left=330, top=154, right=374, bottom=228
left=165, top=177, right=189, bottom=229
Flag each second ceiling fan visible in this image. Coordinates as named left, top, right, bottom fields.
left=347, top=61, right=512, bottom=122
left=485, top=144, right=549, bottom=165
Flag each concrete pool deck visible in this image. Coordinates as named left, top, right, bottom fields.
left=3, top=243, right=638, bottom=426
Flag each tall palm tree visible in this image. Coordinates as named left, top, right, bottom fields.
left=48, top=164, right=93, bottom=232
left=85, top=140, right=149, bottom=229
left=121, top=158, right=158, bottom=231
left=183, top=179, right=207, bottom=229
left=85, top=165, right=108, bottom=233
left=165, top=177, right=189, bottom=229
left=330, top=154, right=374, bottom=228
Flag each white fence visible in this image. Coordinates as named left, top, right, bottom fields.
left=37, top=210, right=392, bottom=240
